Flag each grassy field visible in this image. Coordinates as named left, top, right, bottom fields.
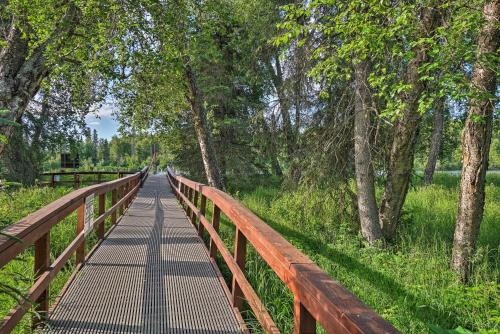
left=0, top=183, right=118, bottom=333
left=0, top=172, right=498, bottom=333
left=227, top=172, right=499, bottom=333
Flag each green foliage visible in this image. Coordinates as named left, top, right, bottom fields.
left=0, top=184, right=123, bottom=332
left=232, top=173, right=499, bottom=333
left=276, top=0, right=496, bottom=119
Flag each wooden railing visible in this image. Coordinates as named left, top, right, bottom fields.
left=0, top=166, right=149, bottom=332
left=40, top=170, right=137, bottom=188
left=167, top=168, right=400, bottom=334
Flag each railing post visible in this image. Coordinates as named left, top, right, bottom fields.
left=191, top=189, right=199, bottom=227
left=33, top=232, right=50, bottom=328
left=76, top=201, right=85, bottom=265
left=125, top=181, right=130, bottom=208
left=293, top=296, right=316, bottom=334
left=180, top=183, right=185, bottom=206
left=198, top=194, right=207, bottom=237
left=177, top=182, right=181, bottom=200
left=209, top=204, right=220, bottom=259
left=232, top=228, right=247, bottom=310
left=119, top=185, right=124, bottom=216
left=111, top=188, right=117, bottom=225
left=187, top=187, right=193, bottom=220
left=98, top=192, right=105, bottom=239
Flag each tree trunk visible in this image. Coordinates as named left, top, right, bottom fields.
left=379, top=5, right=441, bottom=239
left=265, top=111, right=282, bottom=176
left=184, top=63, right=225, bottom=190
left=266, top=55, right=298, bottom=179
left=423, top=98, right=445, bottom=185
left=0, top=26, right=48, bottom=155
left=0, top=5, right=79, bottom=155
left=353, top=61, right=383, bottom=245
left=451, top=0, right=499, bottom=282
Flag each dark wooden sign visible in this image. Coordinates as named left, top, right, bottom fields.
left=61, top=153, right=80, bottom=169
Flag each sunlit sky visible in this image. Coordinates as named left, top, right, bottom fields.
left=85, top=103, right=120, bottom=140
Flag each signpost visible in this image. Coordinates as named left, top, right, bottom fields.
left=84, top=194, right=95, bottom=236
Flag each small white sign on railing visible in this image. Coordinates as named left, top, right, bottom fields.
left=84, top=193, right=95, bottom=236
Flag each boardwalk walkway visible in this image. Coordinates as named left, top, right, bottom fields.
left=46, top=174, right=243, bottom=333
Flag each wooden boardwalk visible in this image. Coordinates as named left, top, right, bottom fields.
left=1, top=167, right=400, bottom=333
left=45, top=174, right=243, bottom=333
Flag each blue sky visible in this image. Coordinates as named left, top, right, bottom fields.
left=85, top=103, right=120, bottom=140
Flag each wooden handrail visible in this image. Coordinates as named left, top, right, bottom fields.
left=167, top=167, right=400, bottom=334
left=40, top=170, right=141, bottom=188
left=41, top=170, right=137, bottom=176
left=0, top=166, right=149, bottom=332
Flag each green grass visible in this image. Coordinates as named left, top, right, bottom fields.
left=227, top=172, right=499, bottom=333
left=1, top=173, right=498, bottom=333
left=0, top=183, right=119, bottom=333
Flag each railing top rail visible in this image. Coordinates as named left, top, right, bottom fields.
left=166, top=167, right=399, bottom=334
left=41, top=170, right=138, bottom=176
left=0, top=166, right=149, bottom=269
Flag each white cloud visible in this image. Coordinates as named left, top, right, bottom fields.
left=87, top=120, right=100, bottom=126
left=98, top=103, right=116, bottom=117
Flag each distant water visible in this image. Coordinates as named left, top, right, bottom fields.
left=436, top=170, right=500, bottom=176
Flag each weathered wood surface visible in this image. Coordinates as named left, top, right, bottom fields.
left=45, top=174, right=242, bottom=333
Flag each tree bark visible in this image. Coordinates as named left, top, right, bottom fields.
left=423, top=98, right=445, bottom=185
left=0, top=26, right=48, bottom=155
left=184, top=63, right=225, bottom=190
left=452, top=0, right=499, bottom=282
left=0, top=5, right=79, bottom=155
left=266, top=55, right=298, bottom=180
left=379, top=5, right=441, bottom=239
left=264, top=111, right=283, bottom=176
left=354, top=61, right=383, bottom=245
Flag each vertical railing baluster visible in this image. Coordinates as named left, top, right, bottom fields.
left=98, top=192, right=105, bottom=239
left=191, top=189, right=199, bottom=227
left=198, top=194, right=207, bottom=237
left=293, top=296, right=316, bottom=334
left=125, top=181, right=130, bottom=208
left=180, top=183, right=185, bottom=206
left=112, top=188, right=117, bottom=225
left=209, top=204, right=220, bottom=259
left=232, top=228, right=247, bottom=310
left=119, top=184, right=124, bottom=216
left=76, top=201, right=85, bottom=265
left=187, top=187, right=193, bottom=220
left=33, top=232, right=50, bottom=328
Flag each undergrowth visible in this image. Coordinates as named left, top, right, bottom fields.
left=228, top=172, right=499, bottom=333
left=0, top=172, right=498, bottom=333
left=0, top=184, right=117, bottom=333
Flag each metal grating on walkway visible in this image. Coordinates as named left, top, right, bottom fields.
left=45, top=174, right=243, bottom=333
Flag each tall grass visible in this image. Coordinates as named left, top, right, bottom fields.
left=1, top=173, right=498, bottom=333
left=232, top=172, right=499, bottom=333
left=0, top=183, right=118, bottom=333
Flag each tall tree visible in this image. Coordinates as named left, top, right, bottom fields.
left=354, top=61, right=384, bottom=244
left=451, top=0, right=499, bottom=281
left=0, top=0, right=131, bottom=155
left=379, top=4, right=442, bottom=239
left=92, top=129, right=99, bottom=165
left=98, top=139, right=110, bottom=165
left=423, top=98, right=446, bottom=185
